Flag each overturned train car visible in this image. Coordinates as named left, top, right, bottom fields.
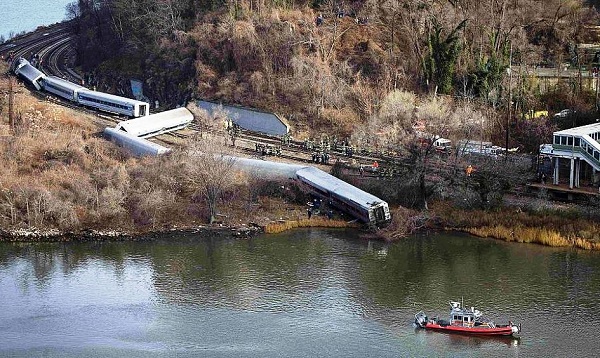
left=14, top=58, right=46, bottom=90
left=104, top=127, right=171, bottom=157
left=115, top=108, right=193, bottom=138
left=295, top=166, right=391, bottom=227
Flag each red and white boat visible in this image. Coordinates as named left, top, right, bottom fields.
left=414, top=301, right=521, bottom=336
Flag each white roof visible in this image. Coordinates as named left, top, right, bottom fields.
left=44, top=75, right=86, bottom=90
left=104, top=127, right=170, bottom=156
left=79, top=89, right=148, bottom=105
left=228, top=157, right=306, bottom=180
left=296, top=167, right=385, bottom=208
left=554, top=123, right=600, bottom=136
left=116, top=108, right=193, bottom=137
left=16, top=63, right=45, bottom=82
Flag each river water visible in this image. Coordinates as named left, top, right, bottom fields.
left=1, top=229, right=599, bottom=357
left=0, top=0, right=72, bottom=40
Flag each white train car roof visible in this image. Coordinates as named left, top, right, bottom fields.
left=43, top=75, right=87, bottom=90
left=79, top=89, right=148, bottom=106
left=14, top=60, right=46, bottom=90
left=115, top=108, right=193, bottom=138
left=104, top=127, right=171, bottom=156
left=14, top=58, right=29, bottom=72
left=228, top=157, right=307, bottom=180
left=296, top=167, right=387, bottom=208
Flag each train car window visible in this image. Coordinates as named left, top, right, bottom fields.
left=374, top=207, right=385, bottom=221
left=567, top=137, right=573, bottom=146
left=575, top=138, right=580, bottom=146
left=595, top=151, right=600, bottom=161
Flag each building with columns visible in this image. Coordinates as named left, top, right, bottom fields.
left=540, top=123, right=600, bottom=189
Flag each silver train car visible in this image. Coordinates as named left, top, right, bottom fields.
left=13, top=58, right=46, bottom=90
left=295, top=167, right=391, bottom=227
left=103, top=127, right=171, bottom=156
left=40, top=75, right=86, bottom=102
left=115, top=108, right=193, bottom=138
left=78, top=90, right=149, bottom=118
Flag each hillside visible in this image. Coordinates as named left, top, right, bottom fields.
left=69, top=1, right=600, bottom=151
left=0, top=74, right=313, bottom=235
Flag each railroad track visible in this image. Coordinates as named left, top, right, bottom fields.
left=0, top=26, right=533, bottom=172
left=3, top=25, right=386, bottom=165
left=1, top=24, right=72, bottom=72
left=7, top=24, right=587, bottom=205
left=41, top=36, right=79, bottom=82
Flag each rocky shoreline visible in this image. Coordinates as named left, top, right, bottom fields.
left=0, top=224, right=264, bottom=243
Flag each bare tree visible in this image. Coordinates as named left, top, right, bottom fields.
left=180, top=137, right=238, bottom=224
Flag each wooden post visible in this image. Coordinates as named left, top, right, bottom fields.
left=8, top=75, right=14, bottom=131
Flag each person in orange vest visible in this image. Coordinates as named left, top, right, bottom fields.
left=466, top=165, right=474, bottom=177
left=372, top=160, right=379, bottom=171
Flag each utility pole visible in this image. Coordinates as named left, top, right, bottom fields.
left=506, top=42, right=512, bottom=159
left=594, top=52, right=600, bottom=111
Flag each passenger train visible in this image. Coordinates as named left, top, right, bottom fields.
left=13, top=58, right=149, bottom=118
left=295, top=166, right=391, bottom=227
left=13, top=59, right=390, bottom=227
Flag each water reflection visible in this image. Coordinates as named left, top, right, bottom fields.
left=1, top=229, right=600, bottom=357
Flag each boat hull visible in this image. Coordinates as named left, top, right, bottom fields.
left=423, top=323, right=515, bottom=336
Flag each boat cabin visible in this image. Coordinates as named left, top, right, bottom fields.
left=449, top=301, right=482, bottom=326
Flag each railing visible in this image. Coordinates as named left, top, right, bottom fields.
left=551, top=134, right=600, bottom=171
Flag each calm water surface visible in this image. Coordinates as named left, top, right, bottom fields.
left=0, top=0, right=72, bottom=39
left=1, top=229, right=599, bottom=357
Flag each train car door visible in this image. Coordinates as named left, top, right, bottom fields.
left=139, top=104, right=148, bottom=116
left=373, top=205, right=387, bottom=222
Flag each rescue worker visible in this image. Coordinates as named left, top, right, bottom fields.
left=466, top=165, right=474, bottom=177
left=316, top=13, right=324, bottom=26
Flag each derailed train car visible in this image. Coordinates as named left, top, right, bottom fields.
left=103, top=127, right=171, bottom=156
left=295, top=166, right=391, bottom=227
left=114, top=108, right=193, bottom=138
left=13, top=57, right=46, bottom=90
left=14, top=58, right=150, bottom=118
left=77, top=90, right=149, bottom=118
left=40, top=75, right=86, bottom=101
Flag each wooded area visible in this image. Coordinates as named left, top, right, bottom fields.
left=3, top=0, right=600, bottom=234
left=67, top=0, right=600, bottom=138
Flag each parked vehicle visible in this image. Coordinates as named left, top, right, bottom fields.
left=433, top=138, right=452, bottom=153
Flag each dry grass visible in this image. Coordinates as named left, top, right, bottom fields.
left=265, top=218, right=358, bottom=234
left=465, top=225, right=600, bottom=250
left=1, top=86, right=318, bottom=234
left=431, top=201, right=600, bottom=250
